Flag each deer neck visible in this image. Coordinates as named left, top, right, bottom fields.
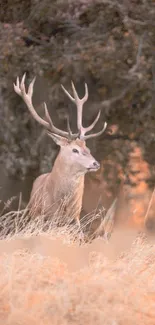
left=48, top=153, right=85, bottom=198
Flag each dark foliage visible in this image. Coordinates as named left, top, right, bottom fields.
left=0, top=0, right=154, bottom=209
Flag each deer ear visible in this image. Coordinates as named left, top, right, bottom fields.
left=47, top=132, right=69, bottom=147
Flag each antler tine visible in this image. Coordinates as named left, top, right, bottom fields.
left=14, top=73, right=49, bottom=129
left=66, top=116, right=72, bottom=136
left=70, top=82, right=107, bottom=141
left=28, top=76, right=36, bottom=98
left=44, top=102, right=76, bottom=138
left=14, top=74, right=77, bottom=139
left=44, top=102, right=54, bottom=127
left=61, top=81, right=107, bottom=140
left=61, top=81, right=89, bottom=136
left=80, top=110, right=101, bottom=137
left=83, top=122, right=107, bottom=140
left=61, top=81, right=108, bottom=141
left=13, top=77, right=21, bottom=96
left=71, top=81, right=88, bottom=104
left=21, top=73, right=26, bottom=93
left=66, top=115, right=74, bottom=139
left=71, top=81, right=88, bottom=132
left=66, top=115, right=80, bottom=139
left=61, top=84, right=75, bottom=102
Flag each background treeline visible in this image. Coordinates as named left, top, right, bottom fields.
left=0, top=0, right=154, bottom=223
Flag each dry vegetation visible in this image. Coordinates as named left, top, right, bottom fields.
left=0, top=203, right=155, bottom=324
left=0, top=228, right=155, bottom=325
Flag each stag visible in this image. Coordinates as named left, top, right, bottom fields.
left=14, top=74, right=107, bottom=230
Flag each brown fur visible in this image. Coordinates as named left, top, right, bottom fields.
left=28, top=138, right=97, bottom=226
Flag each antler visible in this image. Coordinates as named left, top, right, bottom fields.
left=13, top=74, right=78, bottom=140
left=61, top=81, right=107, bottom=140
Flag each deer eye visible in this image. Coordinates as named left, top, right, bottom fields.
left=72, top=148, right=79, bottom=154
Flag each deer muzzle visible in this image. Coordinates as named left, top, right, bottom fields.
left=87, top=160, right=100, bottom=172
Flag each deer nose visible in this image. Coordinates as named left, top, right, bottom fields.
left=93, top=161, right=100, bottom=169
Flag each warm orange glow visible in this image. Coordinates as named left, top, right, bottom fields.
left=84, top=144, right=153, bottom=233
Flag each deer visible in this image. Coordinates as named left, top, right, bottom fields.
left=14, top=74, right=107, bottom=233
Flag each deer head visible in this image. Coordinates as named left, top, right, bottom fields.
left=14, top=74, right=107, bottom=175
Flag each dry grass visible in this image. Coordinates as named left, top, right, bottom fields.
left=0, top=232, right=155, bottom=325
left=0, top=195, right=116, bottom=242
left=0, top=198, right=155, bottom=324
